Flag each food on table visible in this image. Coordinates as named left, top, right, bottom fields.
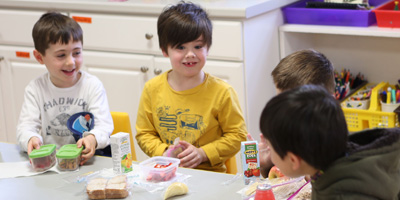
left=86, top=178, right=108, bottom=199
left=86, top=175, right=129, bottom=199
left=29, top=144, right=56, bottom=171
left=105, top=175, right=129, bottom=199
left=268, top=166, right=286, bottom=180
left=139, top=156, right=180, bottom=182
left=164, top=182, right=188, bottom=199
left=56, top=144, right=83, bottom=171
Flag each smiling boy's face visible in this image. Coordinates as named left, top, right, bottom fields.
left=162, top=35, right=208, bottom=80
left=34, top=39, right=83, bottom=88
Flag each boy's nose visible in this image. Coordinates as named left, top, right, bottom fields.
left=185, top=50, right=196, bottom=58
left=65, top=55, right=75, bottom=66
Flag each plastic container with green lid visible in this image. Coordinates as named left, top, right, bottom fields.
left=29, top=144, right=56, bottom=171
left=56, top=144, right=83, bottom=171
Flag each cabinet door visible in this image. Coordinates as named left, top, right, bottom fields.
left=153, top=57, right=247, bottom=122
left=70, top=12, right=159, bottom=55
left=83, top=50, right=152, bottom=162
left=210, top=21, right=243, bottom=61
left=0, top=56, right=6, bottom=141
left=0, top=45, right=46, bottom=143
left=0, top=9, right=44, bottom=47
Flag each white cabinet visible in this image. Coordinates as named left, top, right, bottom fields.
left=0, top=58, right=6, bottom=142
left=0, top=9, right=43, bottom=47
left=279, top=24, right=400, bottom=84
left=70, top=12, right=160, bottom=55
left=0, top=45, right=47, bottom=142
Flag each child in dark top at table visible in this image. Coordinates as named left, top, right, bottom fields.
left=135, top=1, right=247, bottom=172
left=260, top=84, right=400, bottom=199
left=17, top=12, right=113, bottom=165
left=248, top=49, right=336, bottom=178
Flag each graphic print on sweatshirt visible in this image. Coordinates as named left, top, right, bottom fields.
left=43, top=97, right=88, bottom=137
left=157, top=106, right=206, bottom=145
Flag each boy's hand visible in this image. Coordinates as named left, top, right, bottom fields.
left=27, top=136, right=42, bottom=155
left=176, top=141, right=208, bottom=168
left=77, top=134, right=97, bottom=165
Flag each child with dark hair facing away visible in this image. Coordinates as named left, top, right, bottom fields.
left=135, top=1, right=247, bottom=172
left=260, top=84, right=400, bottom=199
left=17, top=12, right=113, bottom=165
left=249, top=49, right=336, bottom=178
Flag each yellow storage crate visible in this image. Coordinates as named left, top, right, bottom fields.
left=342, top=82, right=399, bottom=132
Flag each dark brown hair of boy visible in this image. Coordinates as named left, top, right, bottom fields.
left=157, top=1, right=212, bottom=54
left=32, top=12, right=83, bottom=55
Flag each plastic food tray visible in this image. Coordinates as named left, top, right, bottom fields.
left=139, top=156, right=180, bottom=182
left=282, top=0, right=389, bottom=27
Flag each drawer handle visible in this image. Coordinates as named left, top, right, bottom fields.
left=154, top=68, right=162, bottom=75
left=145, top=33, right=153, bottom=40
left=140, top=66, right=149, bottom=73
left=0, top=56, right=4, bottom=61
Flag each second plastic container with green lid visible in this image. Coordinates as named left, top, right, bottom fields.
left=56, top=144, right=83, bottom=171
left=29, top=144, right=56, bottom=171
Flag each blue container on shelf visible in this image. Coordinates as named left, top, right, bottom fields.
left=282, top=0, right=389, bottom=27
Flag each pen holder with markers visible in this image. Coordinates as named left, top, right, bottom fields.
left=381, top=101, right=400, bottom=112
left=344, top=89, right=372, bottom=110
left=345, top=96, right=370, bottom=110
left=379, top=83, right=400, bottom=112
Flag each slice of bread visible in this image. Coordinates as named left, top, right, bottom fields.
left=86, top=178, right=107, bottom=199
left=105, top=175, right=129, bottom=199
left=87, top=175, right=129, bottom=199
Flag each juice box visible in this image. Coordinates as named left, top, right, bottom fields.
left=110, top=132, right=133, bottom=174
left=240, top=141, right=260, bottom=185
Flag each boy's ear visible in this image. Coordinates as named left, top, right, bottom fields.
left=33, top=50, right=44, bottom=64
left=162, top=49, right=169, bottom=57
left=287, top=151, right=302, bottom=171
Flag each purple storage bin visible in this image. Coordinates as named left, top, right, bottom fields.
left=282, top=0, right=389, bottom=27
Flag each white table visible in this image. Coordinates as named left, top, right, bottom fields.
left=0, top=143, right=246, bottom=200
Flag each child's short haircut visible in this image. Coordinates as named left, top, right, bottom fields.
left=260, top=85, right=348, bottom=170
left=32, top=12, right=83, bottom=55
left=272, top=49, right=335, bottom=94
left=157, top=1, right=212, bottom=53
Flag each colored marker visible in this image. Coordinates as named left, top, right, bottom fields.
left=397, top=90, right=400, bottom=103
left=392, top=89, right=396, bottom=104
left=381, top=91, right=387, bottom=103
left=387, top=87, right=391, bottom=104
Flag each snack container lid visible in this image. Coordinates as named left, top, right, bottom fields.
left=56, top=144, right=83, bottom=159
left=29, top=144, right=56, bottom=158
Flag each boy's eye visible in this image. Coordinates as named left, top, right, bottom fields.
left=57, top=54, right=65, bottom=58
left=195, top=45, right=203, bottom=49
left=176, top=46, right=185, bottom=50
left=73, top=51, right=81, bottom=56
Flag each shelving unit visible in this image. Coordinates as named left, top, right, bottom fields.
left=279, top=24, right=400, bottom=84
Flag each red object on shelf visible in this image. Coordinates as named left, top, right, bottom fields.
left=373, top=1, right=400, bottom=27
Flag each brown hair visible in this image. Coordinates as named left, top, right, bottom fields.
left=157, top=1, right=212, bottom=54
left=272, top=49, right=335, bottom=94
left=32, top=12, right=83, bottom=55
